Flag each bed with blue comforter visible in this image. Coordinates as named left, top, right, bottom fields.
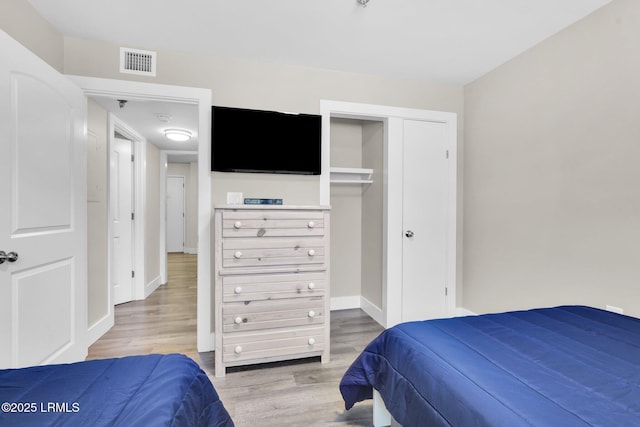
left=0, top=353, right=233, bottom=426
left=340, top=305, right=640, bottom=426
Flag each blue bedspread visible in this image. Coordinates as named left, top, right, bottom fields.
left=0, top=353, right=234, bottom=426
left=340, top=306, right=640, bottom=426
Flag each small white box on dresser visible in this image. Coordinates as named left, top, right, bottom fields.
left=213, top=204, right=331, bottom=377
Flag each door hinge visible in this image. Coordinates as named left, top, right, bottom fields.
left=445, top=287, right=448, bottom=296
left=131, top=212, right=135, bottom=221
left=131, top=270, right=135, bottom=278
left=131, top=154, right=134, bottom=162
left=446, top=150, right=449, bottom=159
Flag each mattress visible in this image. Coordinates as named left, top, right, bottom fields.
left=340, top=306, right=640, bottom=426
left=0, top=353, right=234, bottom=426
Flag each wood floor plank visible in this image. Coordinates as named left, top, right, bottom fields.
left=88, top=253, right=384, bottom=426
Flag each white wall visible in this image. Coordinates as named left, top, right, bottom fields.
left=463, top=0, right=640, bottom=317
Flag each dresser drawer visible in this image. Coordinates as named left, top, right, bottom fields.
left=222, top=327, right=325, bottom=363
left=222, top=237, right=325, bottom=268
left=221, top=210, right=325, bottom=238
left=222, top=272, right=325, bottom=302
left=222, top=297, right=324, bottom=333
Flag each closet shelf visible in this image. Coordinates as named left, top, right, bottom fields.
left=330, top=167, right=374, bottom=184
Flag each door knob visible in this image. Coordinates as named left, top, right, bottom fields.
left=405, top=230, right=414, bottom=238
left=0, top=251, right=18, bottom=264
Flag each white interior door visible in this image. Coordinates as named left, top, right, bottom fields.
left=0, top=30, right=87, bottom=368
left=401, top=120, right=449, bottom=322
left=166, top=176, right=185, bottom=253
left=110, top=137, right=134, bottom=305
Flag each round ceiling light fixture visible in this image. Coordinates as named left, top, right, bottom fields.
left=164, top=128, right=192, bottom=142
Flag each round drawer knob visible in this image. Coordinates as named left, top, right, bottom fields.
left=307, top=282, right=315, bottom=290
left=234, top=316, right=243, bottom=324
left=234, top=346, right=242, bottom=354
left=308, top=338, right=316, bottom=345
left=234, top=251, right=242, bottom=259
left=308, top=310, right=316, bottom=318
left=308, top=221, right=315, bottom=229
left=307, top=249, right=315, bottom=257
left=234, top=221, right=242, bottom=229
left=234, top=286, right=242, bottom=294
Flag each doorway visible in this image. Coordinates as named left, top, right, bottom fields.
left=71, top=75, right=214, bottom=352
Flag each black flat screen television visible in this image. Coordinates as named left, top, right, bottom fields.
left=211, top=106, right=321, bottom=175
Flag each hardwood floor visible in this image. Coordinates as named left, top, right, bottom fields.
left=88, top=253, right=384, bottom=426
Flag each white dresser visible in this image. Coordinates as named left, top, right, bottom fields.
left=213, top=205, right=330, bottom=377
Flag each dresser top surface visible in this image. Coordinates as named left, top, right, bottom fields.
left=214, top=204, right=331, bottom=211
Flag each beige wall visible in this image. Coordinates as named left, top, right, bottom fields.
left=330, top=119, right=364, bottom=300
left=86, top=100, right=109, bottom=327
left=145, top=143, right=161, bottom=284
left=9, top=0, right=635, bottom=326
left=168, top=162, right=199, bottom=252
left=0, top=0, right=63, bottom=71
left=62, top=36, right=464, bottom=208
left=62, top=35, right=464, bottom=307
left=463, top=0, right=640, bottom=316
left=329, top=119, right=384, bottom=306
left=361, top=121, right=384, bottom=307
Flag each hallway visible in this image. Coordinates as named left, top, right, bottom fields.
left=87, top=253, right=199, bottom=361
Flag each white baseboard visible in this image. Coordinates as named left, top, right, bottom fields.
left=198, top=332, right=215, bottom=352
left=184, top=247, right=197, bottom=254
left=330, top=295, right=386, bottom=327
left=144, top=275, right=162, bottom=299
left=456, top=307, right=477, bottom=316
left=87, top=310, right=114, bottom=347
left=360, top=296, right=385, bottom=327
left=330, top=295, right=361, bottom=311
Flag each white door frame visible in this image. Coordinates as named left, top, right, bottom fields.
left=69, top=76, right=214, bottom=352
left=320, top=100, right=457, bottom=328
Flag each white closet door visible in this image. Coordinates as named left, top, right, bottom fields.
left=401, top=120, right=449, bottom=322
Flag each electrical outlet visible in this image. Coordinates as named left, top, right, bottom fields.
left=605, top=305, right=624, bottom=315
left=226, top=192, right=243, bottom=205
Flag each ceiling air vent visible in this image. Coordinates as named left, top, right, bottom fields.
left=120, top=47, right=156, bottom=76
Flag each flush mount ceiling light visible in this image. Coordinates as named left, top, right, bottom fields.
left=357, top=0, right=369, bottom=7
left=164, top=129, right=192, bottom=142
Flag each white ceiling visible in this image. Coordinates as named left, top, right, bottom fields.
left=29, top=0, right=611, bottom=85
left=27, top=0, right=612, bottom=155
left=92, top=96, right=198, bottom=160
